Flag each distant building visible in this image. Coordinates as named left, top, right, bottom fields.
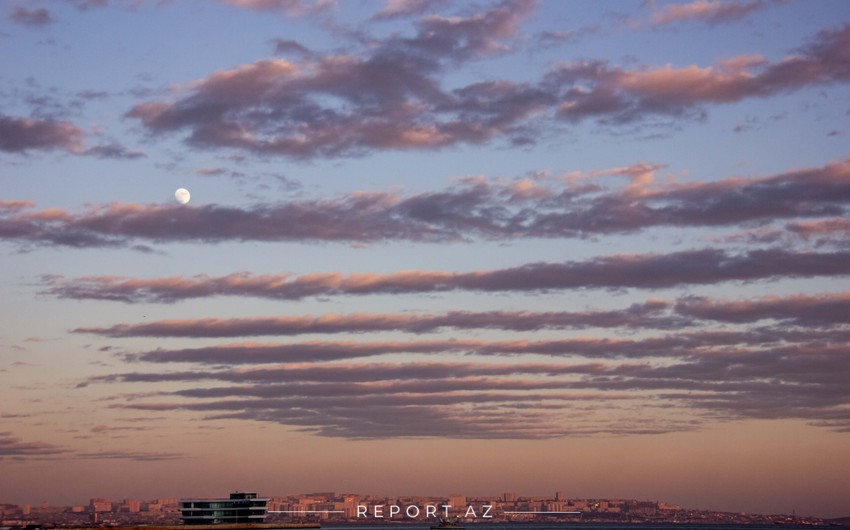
left=142, top=501, right=162, bottom=513
left=627, top=500, right=658, bottom=516
left=571, top=499, right=588, bottom=510
left=120, top=499, right=140, bottom=513
left=89, top=499, right=112, bottom=513
left=447, top=494, right=466, bottom=514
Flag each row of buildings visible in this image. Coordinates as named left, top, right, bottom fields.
left=0, top=491, right=829, bottom=527
left=265, top=492, right=682, bottom=522
left=0, top=498, right=181, bottom=528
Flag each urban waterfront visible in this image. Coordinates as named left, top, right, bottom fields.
left=2, top=492, right=848, bottom=529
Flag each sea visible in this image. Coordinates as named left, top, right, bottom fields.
left=318, top=525, right=850, bottom=530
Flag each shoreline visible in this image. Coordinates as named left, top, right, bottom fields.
left=39, top=521, right=850, bottom=530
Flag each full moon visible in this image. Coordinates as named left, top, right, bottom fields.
left=174, top=188, right=191, bottom=205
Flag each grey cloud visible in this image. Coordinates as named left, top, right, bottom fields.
left=84, top=143, right=146, bottom=160
left=86, top=360, right=614, bottom=385
left=87, top=320, right=850, bottom=438
left=0, top=432, right=65, bottom=459
left=124, top=2, right=551, bottom=158
left=123, top=327, right=846, bottom=365
left=9, top=7, right=53, bottom=27
left=371, top=0, right=451, bottom=21
left=117, top=391, right=642, bottom=439
left=676, top=292, right=850, bottom=326
left=0, top=113, right=84, bottom=153
left=76, top=450, right=187, bottom=461
left=106, top=338, right=850, bottom=437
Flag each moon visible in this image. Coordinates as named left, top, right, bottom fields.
left=174, top=188, right=191, bottom=205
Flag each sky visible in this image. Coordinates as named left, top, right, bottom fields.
left=1, top=0, right=850, bottom=519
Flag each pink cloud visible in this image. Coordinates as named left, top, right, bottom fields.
left=650, top=0, right=767, bottom=27
left=42, top=247, right=850, bottom=303
left=0, top=114, right=84, bottom=153
left=122, top=21, right=850, bottom=156
left=73, top=299, right=675, bottom=338
left=676, top=291, right=850, bottom=326
left=552, top=24, right=850, bottom=123
left=124, top=2, right=550, bottom=158
left=788, top=217, right=850, bottom=240
left=0, top=200, right=35, bottom=211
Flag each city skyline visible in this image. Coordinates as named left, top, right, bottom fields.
left=2, top=0, right=850, bottom=520
left=0, top=488, right=836, bottom=523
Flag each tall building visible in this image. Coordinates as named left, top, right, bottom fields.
left=180, top=492, right=269, bottom=525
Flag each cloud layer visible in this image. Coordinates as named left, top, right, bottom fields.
left=3, top=158, right=849, bottom=248
left=5, top=0, right=850, bottom=453
left=127, top=1, right=541, bottom=158
left=88, top=315, right=850, bottom=438
left=74, top=299, right=677, bottom=337
left=73, top=291, right=850, bottom=338
left=124, top=7, right=850, bottom=157
left=549, top=24, right=850, bottom=123
left=41, top=247, right=850, bottom=303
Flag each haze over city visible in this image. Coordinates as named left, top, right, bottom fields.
left=1, top=0, right=849, bottom=520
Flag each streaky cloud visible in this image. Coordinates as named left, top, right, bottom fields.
left=73, top=290, right=850, bottom=338
left=73, top=299, right=676, bottom=337
left=650, top=0, right=768, bottom=27
left=75, top=450, right=186, bottom=461
left=123, top=327, right=844, bottom=364
left=0, top=432, right=65, bottom=459
left=2, top=157, right=848, bottom=248
left=85, top=360, right=617, bottom=385
left=42, top=247, right=850, bottom=303
left=98, top=334, right=850, bottom=438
